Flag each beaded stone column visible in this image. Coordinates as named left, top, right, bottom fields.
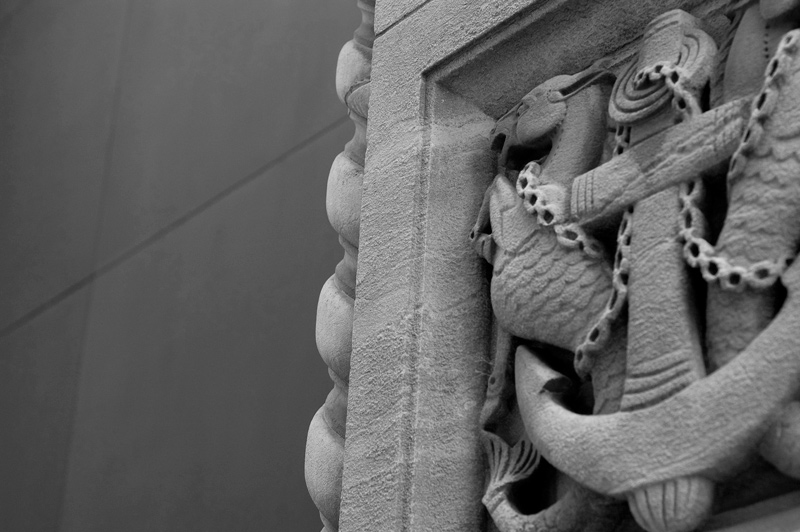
left=304, top=2, right=374, bottom=531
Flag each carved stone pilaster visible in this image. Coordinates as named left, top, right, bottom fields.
left=304, top=2, right=374, bottom=531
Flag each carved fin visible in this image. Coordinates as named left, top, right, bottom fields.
left=627, top=478, right=714, bottom=532
left=484, top=431, right=539, bottom=493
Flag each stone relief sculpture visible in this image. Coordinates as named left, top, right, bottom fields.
left=473, top=3, right=800, bottom=532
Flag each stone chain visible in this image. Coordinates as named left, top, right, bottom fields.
left=574, top=206, right=632, bottom=377
left=576, top=62, right=696, bottom=375
left=679, top=31, right=800, bottom=291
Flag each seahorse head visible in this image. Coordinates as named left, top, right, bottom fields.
left=491, top=62, right=615, bottom=176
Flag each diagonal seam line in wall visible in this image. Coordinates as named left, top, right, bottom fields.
left=55, top=0, right=136, bottom=528
left=0, top=115, right=351, bottom=341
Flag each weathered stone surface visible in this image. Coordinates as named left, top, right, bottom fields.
left=336, top=41, right=372, bottom=104
left=436, top=0, right=735, bottom=119
left=330, top=1, right=800, bottom=531
left=472, top=3, right=800, bottom=532
left=306, top=408, right=345, bottom=530
left=373, top=0, right=429, bottom=36
left=327, top=153, right=363, bottom=246
left=305, top=2, right=375, bottom=531
left=342, top=88, right=495, bottom=531
left=569, top=99, right=748, bottom=224
left=316, top=276, right=354, bottom=386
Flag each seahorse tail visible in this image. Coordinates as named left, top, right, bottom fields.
left=681, top=31, right=800, bottom=291
left=484, top=432, right=539, bottom=493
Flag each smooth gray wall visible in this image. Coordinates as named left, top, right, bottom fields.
left=0, top=1, right=358, bottom=530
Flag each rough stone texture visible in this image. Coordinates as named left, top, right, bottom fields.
left=373, top=0, right=431, bottom=35
left=341, top=2, right=528, bottom=530
left=474, top=3, right=800, bottom=532
left=334, top=0, right=800, bottom=531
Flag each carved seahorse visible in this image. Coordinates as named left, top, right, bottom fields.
left=471, top=65, right=628, bottom=532
left=679, top=2, right=800, bottom=479
left=498, top=11, right=800, bottom=531
left=471, top=65, right=625, bottom=381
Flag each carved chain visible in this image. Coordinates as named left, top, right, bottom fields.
left=573, top=206, right=631, bottom=377
left=679, top=31, right=800, bottom=291
left=576, top=61, right=701, bottom=377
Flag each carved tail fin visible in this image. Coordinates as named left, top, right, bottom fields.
left=483, top=431, right=539, bottom=499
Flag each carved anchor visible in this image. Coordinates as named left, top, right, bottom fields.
left=516, top=258, right=800, bottom=507
left=524, top=3, right=800, bottom=486
left=475, top=7, right=800, bottom=532
left=503, top=8, right=800, bottom=532
left=602, top=11, right=718, bottom=532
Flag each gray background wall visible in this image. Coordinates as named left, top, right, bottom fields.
left=0, top=1, right=357, bottom=530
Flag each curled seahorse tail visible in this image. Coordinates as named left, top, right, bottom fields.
left=484, top=431, right=539, bottom=491
left=487, top=481, right=626, bottom=532
left=482, top=431, right=541, bottom=531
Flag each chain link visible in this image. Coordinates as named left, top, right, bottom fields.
left=679, top=31, right=800, bottom=291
